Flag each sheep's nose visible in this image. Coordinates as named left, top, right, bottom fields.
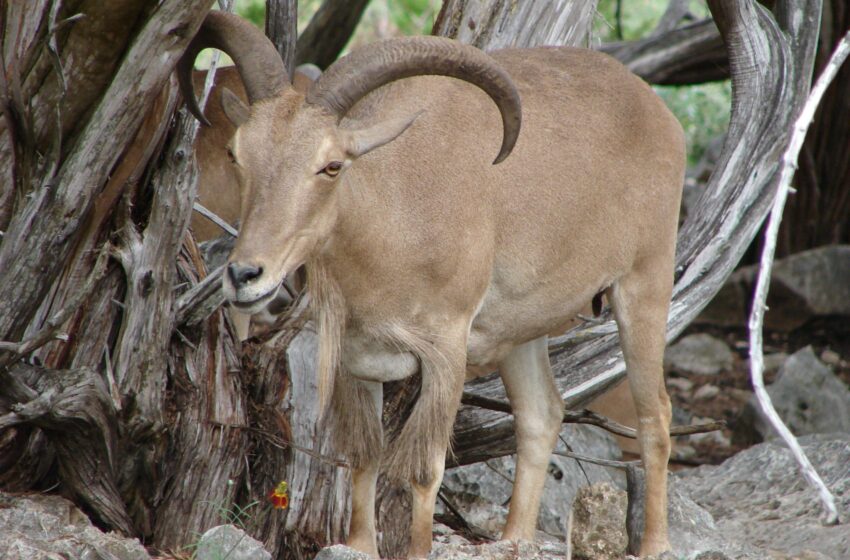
left=227, top=262, right=263, bottom=288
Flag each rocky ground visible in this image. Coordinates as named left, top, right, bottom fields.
left=2, top=246, right=849, bottom=559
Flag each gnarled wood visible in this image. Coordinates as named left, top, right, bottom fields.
left=433, top=0, right=597, bottom=49
left=601, top=18, right=729, bottom=85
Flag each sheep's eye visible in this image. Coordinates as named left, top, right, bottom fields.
left=320, top=161, right=344, bottom=177
left=226, top=147, right=236, bottom=163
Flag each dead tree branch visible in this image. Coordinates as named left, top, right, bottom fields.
left=601, top=18, right=728, bottom=85
left=266, top=0, right=297, bottom=76
left=460, top=392, right=725, bottom=440
left=0, top=363, right=132, bottom=533
left=0, top=0, right=212, bottom=343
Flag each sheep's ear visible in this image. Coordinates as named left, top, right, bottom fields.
left=221, top=87, right=250, bottom=127
left=344, top=111, right=422, bottom=158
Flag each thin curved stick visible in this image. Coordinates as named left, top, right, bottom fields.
left=748, top=30, right=850, bottom=527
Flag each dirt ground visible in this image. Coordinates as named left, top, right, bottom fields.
left=665, top=317, right=850, bottom=467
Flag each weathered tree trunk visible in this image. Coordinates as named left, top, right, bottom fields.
left=434, top=0, right=597, bottom=49
left=778, top=0, right=850, bottom=255
left=266, top=0, right=297, bottom=77
left=0, top=0, right=268, bottom=554
left=295, top=0, right=370, bottom=69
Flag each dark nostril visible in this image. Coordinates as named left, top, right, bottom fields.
left=227, top=262, right=263, bottom=287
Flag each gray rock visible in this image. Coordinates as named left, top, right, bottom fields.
left=432, top=522, right=472, bottom=547
left=674, top=433, right=850, bottom=559
left=441, top=424, right=623, bottom=539
left=697, top=245, right=850, bottom=330
left=742, top=346, right=850, bottom=441
left=570, top=481, right=757, bottom=560
left=666, top=483, right=758, bottom=559
left=314, top=544, right=373, bottom=560
left=760, top=352, right=789, bottom=373
left=693, top=384, right=721, bottom=401
left=195, top=524, right=271, bottom=560
left=0, top=491, right=150, bottom=560
left=667, top=376, right=695, bottom=393
left=430, top=539, right=570, bottom=559
left=666, top=333, right=734, bottom=376
left=820, top=349, right=841, bottom=366
left=570, top=483, right=628, bottom=559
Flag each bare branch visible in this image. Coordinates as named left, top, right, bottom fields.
left=193, top=201, right=238, bottom=237
left=173, top=265, right=226, bottom=326
left=553, top=449, right=639, bottom=470
left=747, top=29, right=850, bottom=527
left=601, top=18, right=727, bottom=85
left=460, top=391, right=725, bottom=440
left=266, top=0, right=297, bottom=76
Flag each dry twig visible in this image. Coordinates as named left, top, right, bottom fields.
left=461, top=391, right=724, bottom=439
left=193, top=201, right=238, bottom=237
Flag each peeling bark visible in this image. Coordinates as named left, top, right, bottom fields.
left=434, top=0, right=597, bottom=49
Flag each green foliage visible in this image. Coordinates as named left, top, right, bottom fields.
left=236, top=0, right=264, bottom=28
left=387, top=0, right=442, bottom=35
left=233, top=0, right=440, bottom=36
left=595, top=0, right=711, bottom=41
left=655, top=81, right=731, bottom=166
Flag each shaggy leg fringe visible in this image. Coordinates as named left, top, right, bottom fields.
left=329, top=371, right=383, bottom=470
left=381, top=336, right=464, bottom=485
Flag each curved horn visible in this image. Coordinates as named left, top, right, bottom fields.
left=177, top=11, right=289, bottom=125
left=306, top=36, right=521, bottom=164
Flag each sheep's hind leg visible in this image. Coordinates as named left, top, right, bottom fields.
left=607, top=266, right=673, bottom=557
left=498, top=336, right=565, bottom=540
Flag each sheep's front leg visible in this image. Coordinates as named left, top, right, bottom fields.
left=344, top=380, right=383, bottom=557
left=409, top=454, right=447, bottom=557
left=387, top=341, right=466, bottom=558
left=348, top=464, right=380, bottom=555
